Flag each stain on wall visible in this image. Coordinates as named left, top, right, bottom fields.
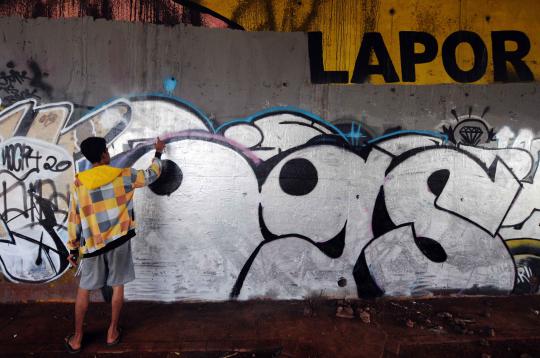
left=0, top=61, right=54, bottom=107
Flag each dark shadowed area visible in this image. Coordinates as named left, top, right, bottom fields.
left=2, top=296, right=540, bottom=357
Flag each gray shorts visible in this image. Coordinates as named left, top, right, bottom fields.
left=78, top=241, right=136, bottom=290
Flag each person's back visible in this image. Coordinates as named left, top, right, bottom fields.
left=68, top=159, right=161, bottom=257
left=65, top=136, right=165, bottom=353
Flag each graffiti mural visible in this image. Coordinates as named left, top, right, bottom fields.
left=3, top=94, right=540, bottom=301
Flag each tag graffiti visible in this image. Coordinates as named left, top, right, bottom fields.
left=0, top=100, right=72, bottom=283
left=1, top=138, right=71, bottom=180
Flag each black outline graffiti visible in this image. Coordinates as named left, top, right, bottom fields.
left=442, top=108, right=496, bottom=146
left=384, top=145, right=523, bottom=237
left=230, top=204, right=347, bottom=299
left=1, top=141, right=72, bottom=181
left=353, top=142, right=522, bottom=298
left=0, top=179, right=70, bottom=283
left=101, top=106, right=526, bottom=299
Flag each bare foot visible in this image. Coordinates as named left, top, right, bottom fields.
left=107, top=327, right=120, bottom=345
left=66, top=333, right=82, bottom=351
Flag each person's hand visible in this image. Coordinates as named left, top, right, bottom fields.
left=67, top=254, right=78, bottom=268
left=155, top=137, right=166, bottom=153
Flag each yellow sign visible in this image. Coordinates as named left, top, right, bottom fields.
left=191, top=0, right=540, bottom=84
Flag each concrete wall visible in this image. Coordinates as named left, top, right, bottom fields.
left=0, top=16, right=540, bottom=302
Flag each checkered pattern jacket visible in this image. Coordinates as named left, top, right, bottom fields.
left=67, top=157, right=162, bottom=257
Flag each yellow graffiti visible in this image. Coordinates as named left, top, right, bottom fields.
left=506, top=239, right=540, bottom=251
left=192, top=0, right=540, bottom=84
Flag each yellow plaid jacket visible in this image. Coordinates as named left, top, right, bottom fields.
left=67, top=158, right=162, bottom=257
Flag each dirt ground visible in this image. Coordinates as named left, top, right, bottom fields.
left=2, top=295, right=540, bottom=357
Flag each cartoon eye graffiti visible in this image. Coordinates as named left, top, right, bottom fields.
left=414, top=236, right=448, bottom=263
left=427, top=169, right=450, bottom=197
left=279, top=158, right=318, bottom=196
left=259, top=145, right=352, bottom=244
left=148, top=159, right=183, bottom=196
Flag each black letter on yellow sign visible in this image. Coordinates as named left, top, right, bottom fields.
left=351, top=32, right=399, bottom=83
left=492, top=31, right=534, bottom=82
left=399, top=32, right=438, bottom=82
left=442, top=31, right=488, bottom=83
left=308, top=32, right=349, bottom=84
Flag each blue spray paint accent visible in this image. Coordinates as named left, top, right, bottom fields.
left=344, top=122, right=367, bottom=146
left=163, top=77, right=177, bottom=95
left=78, top=95, right=375, bottom=146
left=368, top=130, right=449, bottom=144
left=78, top=92, right=216, bottom=132
left=76, top=94, right=448, bottom=150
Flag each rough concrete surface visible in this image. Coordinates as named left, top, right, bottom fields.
left=2, top=296, right=540, bottom=357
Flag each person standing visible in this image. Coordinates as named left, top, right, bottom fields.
left=65, top=136, right=165, bottom=353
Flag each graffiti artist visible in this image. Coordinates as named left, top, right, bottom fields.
left=64, top=136, right=165, bottom=353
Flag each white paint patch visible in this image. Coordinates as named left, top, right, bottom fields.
left=238, top=113, right=334, bottom=160
left=223, top=124, right=262, bottom=148
left=513, top=129, right=535, bottom=150
left=109, top=98, right=211, bottom=156
left=363, top=225, right=515, bottom=296
left=240, top=238, right=355, bottom=300
left=125, top=140, right=262, bottom=301
left=384, top=148, right=520, bottom=236
left=496, top=126, right=515, bottom=148
left=459, top=145, right=533, bottom=180
left=374, top=134, right=442, bottom=156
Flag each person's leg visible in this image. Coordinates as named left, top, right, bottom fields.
left=67, top=255, right=104, bottom=350
left=68, top=288, right=90, bottom=349
left=106, top=240, right=135, bottom=344
left=107, top=285, right=124, bottom=343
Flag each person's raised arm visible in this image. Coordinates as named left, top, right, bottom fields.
left=132, top=137, right=165, bottom=189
